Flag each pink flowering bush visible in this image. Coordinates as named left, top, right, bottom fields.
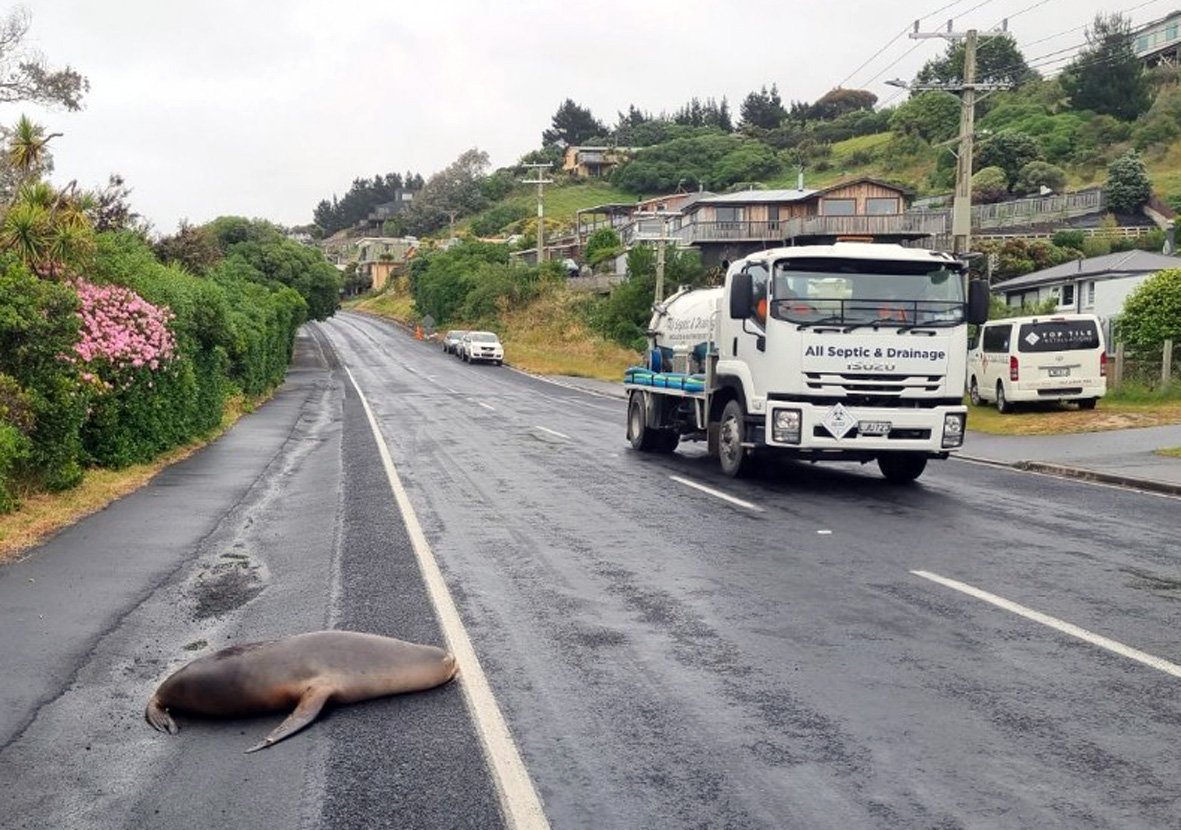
left=72, top=279, right=176, bottom=387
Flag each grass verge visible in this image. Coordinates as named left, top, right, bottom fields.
left=967, top=398, right=1181, bottom=435
left=1156, top=447, right=1181, bottom=458
left=0, top=393, right=267, bottom=564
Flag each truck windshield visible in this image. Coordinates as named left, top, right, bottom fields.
left=770, top=257, right=965, bottom=327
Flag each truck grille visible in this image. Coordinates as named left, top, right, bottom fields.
left=805, top=372, right=943, bottom=395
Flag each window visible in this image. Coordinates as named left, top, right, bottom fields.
left=1136, top=35, right=1149, bottom=51
left=1169, top=23, right=1179, bottom=41
left=767, top=205, right=780, bottom=228
left=715, top=206, right=742, bottom=224
left=982, top=325, right=1010, bottom=353
left=1017, top=320, right=1100, bottom=352
left=821, top=198, right=856, bottom=216
left=746, top=263, right=769, bottom=325
left=1061, top=284, right=1075, bottom=306
left=1086, top=281, right=1096, bottom=307
left=865, top=197, right=899, bottom=215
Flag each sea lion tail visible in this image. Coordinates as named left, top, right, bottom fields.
left=145, top=696, right=178, bottom=735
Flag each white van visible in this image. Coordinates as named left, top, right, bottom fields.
left=967, top=313, right=1107, bottom=412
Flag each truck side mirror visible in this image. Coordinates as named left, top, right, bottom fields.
left=967, top=279, right=989, bottom=326
left=729, top=271, right=752, bottom=319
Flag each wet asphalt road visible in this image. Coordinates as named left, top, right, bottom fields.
left=1, top=309, right=1179, bottom=829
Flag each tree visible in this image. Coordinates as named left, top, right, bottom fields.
left=0, top=8, right=88, bottom=110
left=1061, top=13, right=1151, bottom=121
left=974, top=130, right=1043, bottom=188
left=888, top=91, right=959, bottom=144
left=738, top=84, right=787, bottom=131
left=1118, top=268, right=1181, bottom=348
left=1105, top=150, right=1152, bottom=214
left=154, top=221, right=222, bottom=274
left=87, top=174, right=141, bottom=233
left=541, top=99, right=606, bottom=148
left=915, top=34, right=1035, bottom=88
left=401, top=148, right=491, bottom=236
left=808, top=88, right=878, bottom=121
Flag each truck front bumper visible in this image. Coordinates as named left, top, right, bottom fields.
left=763, top=402, right=966, bottom=453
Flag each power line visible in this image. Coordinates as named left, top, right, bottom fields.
left=839, top=0, right=979, bottom=89
left=990, top=0, right=1056, bottom=30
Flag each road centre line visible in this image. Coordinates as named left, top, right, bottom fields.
left=345, top=367, right=550, bottom=830
left=912, top=570, right=1181, bottom=680
left=534, top=426, right=569, bottom=440
left=669, top=475, right=762, bottom=512
left=478, top=402, right=496, bottom=411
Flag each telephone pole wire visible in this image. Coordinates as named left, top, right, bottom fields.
left=521, top=163, right=554, bottom=265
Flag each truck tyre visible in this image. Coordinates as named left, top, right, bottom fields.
left=1078, top=398, right=1097, bottom=410
left=877, top=452, right=927, bottom=483
left=968, top=376, right=982, bottom=407
left=654, top=430, right=680, bottom=454
left=718, top=399, right=752, bottom=478
left=996, top=381, right=1012, bottom=414
left=627, top=393, right=657, bottom=452
left=706, top=423, right=721, bottom=458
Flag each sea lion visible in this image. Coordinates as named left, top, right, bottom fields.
left=145, top=630, right=458, bottom=753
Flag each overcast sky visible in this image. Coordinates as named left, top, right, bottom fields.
left=14, top=0, right=1165, bottom=233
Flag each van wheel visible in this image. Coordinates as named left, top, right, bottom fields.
left=996, top=382, right=1012, bottom=414
left=718, top=399, right=752, bottom=478
left=1078, top=398, right=1098, bottom=410
left=969, top=377, right=982, bottom=407
left=877, top=453, right=927, bottom=483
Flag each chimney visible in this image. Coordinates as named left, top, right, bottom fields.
left=797, top=169, right=805, bottom=191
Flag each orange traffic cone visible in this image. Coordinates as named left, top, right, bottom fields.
left=414, top=325, right=423, bottom=340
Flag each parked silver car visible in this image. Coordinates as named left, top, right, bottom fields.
left=442, top=329, right=467, bottom=355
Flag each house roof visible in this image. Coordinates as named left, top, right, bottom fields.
left=697, top=188, right=818, bottom=205
left=995, top=249, right=1179, bottom=291
left=814, top=177, right=914, bottom=198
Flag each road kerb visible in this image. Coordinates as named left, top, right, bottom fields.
left=956, top=454, right=1181, bottom=498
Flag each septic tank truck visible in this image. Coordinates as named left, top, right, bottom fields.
left=623, top=242, right=990, bottom=482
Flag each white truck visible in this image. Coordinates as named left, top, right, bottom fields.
left=624, top=242, right=990, bottom=482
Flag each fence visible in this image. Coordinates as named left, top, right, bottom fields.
left=1109, top=340, right=1180, bottom=391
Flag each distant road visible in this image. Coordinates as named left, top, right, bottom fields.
left=0, top=310, right=1177, bottom=829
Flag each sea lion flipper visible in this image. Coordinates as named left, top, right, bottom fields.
left=244, top=684, right=333, bottom=754
left=145, top=696, right=178, bottom=735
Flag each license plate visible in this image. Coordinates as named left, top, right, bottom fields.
left=858, top=420, right=892, bottom=435
left=1048, top=367, right=1070, bottom=377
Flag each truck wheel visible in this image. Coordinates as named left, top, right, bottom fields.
left=706, top=423, right=721, bottom=458
left=718, top=399, right=751, bottom=478
left=968, top=377, right=982, bottom=407
left=627, top=393, right=657, bottom=451
left=654, top=430, right=680, bottom=454
left=996, top=381, right=1012, bottom=414
left=1078, top=398, right=1097, bottom=410
left=877, top=452, right=927, bottom=483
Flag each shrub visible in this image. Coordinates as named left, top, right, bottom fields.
left=1082, top=236, right=1112, bottom=257
left=1119, top=268, right=1181, bottom=347
left=1014, top=161, right=1067, bottom=195
left=1051, top=230, right=1087, bottom=249
left=971, top=166, right=1009, bottom=204
left=1105, top=150, right=1152, bottom=214
left=585, top=228, right=623, bottom=267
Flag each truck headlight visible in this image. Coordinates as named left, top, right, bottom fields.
left=942, top=413, right=965, bottom=448
left=772, top=408, right=801, bottom=444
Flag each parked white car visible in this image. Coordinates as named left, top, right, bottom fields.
left=461, top=331, right=504, bottom=365
left=967, top=313, right=1107, bottom=412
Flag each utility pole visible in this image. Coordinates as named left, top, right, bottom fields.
left=633, top=211, right=681, bottom=303
left=521, top=163, right=553, bottom=265
left=907, top=20, right=1010, bottom=256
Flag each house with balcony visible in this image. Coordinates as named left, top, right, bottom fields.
left=562, top=146, right=633, bottom=178
left=1132, top=10, right=1181, bottom=67
left=653, top=178, right=945, bottom=267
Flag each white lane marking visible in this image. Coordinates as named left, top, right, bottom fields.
left=817, top=530, right=833, bottom=535
left=345, top=367, right=549, bottom=829
left=479, top=402, right=496, bottom=411
left=534, top=426, right=569, bottom=440
left=912, top=570, right=1181, bottom=680
left=668, top=475, right=762, bottom=512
